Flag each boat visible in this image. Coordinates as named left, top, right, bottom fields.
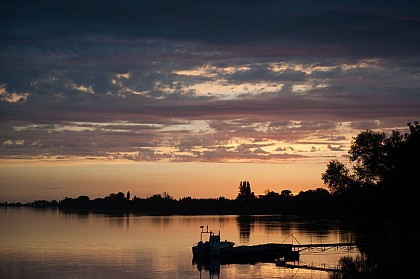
left=192, top=226, right=235, bottom=257
left=191, top=226, right=300, bottom=263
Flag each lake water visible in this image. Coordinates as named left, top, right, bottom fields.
left=0, top=207, right=361, bottom=279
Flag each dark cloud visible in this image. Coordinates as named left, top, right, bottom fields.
left=277, top=146, right=295, bottom=152
left=327, top=144, right=347, bottom=152
left=1, top=0, right=419, bottom=162
left=2, top=1, right=419, bottom=57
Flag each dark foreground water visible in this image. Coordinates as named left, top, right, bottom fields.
left=0, top=207, right=361, bottom=278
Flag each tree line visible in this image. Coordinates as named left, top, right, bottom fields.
left=8, top=186, right=330, bottom=216
left=2, top=121, right=419, bottom=223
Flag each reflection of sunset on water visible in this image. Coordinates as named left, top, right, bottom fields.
left=0, top=208, right=360, bottom=279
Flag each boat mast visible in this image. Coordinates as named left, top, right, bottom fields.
left=199, top=225, right=204, bottom=241
left=199, top=225, right=210, bottom=242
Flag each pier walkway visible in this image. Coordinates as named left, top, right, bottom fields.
left=283, top=234, right=369, bottom=253
left=292, top=242, right=368, bottom=252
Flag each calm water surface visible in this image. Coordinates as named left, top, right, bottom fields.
left=0, top=208, right=361, bottom=278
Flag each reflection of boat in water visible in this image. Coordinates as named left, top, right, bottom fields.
left=194, top=256, right=221, bottom=278
left=193, top=252, right=300, bottom=278
left=192, top=226, right=235, bottom=257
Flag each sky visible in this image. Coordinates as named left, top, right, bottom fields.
left=1, top=0, right=420, bottom=202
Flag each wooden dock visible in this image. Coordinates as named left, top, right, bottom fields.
left=193, top=241, right=369, bottom=265
left=292, top=242, right=369, bottom=252
left=193, top=243, right=299, bottom=264
left=222, top=243, right=299, bottom=262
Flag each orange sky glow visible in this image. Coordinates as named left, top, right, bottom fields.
left=1, top=159, right=329, bottom=203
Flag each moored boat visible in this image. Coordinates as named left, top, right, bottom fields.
left=192, top=226, right=235, bottom=256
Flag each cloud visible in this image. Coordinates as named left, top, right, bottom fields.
left=71, top=84, right=95, bottom=94
left=3, top=139, right=25, bottom=147
left=327, top=144, right=347, bottom=152
left=1, top=1, right=419, bottom=163
left=0, top=84, right=29, bottom=103
left=276, top=146, right=294, bottom=152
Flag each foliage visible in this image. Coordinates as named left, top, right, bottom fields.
left=321, top=160, right=355, bottom=194
left=322, top=121, right=419, bottom=194
left=321, top=121, right=420, bottom=277
left=238, top=180, right=253, bottom=196
left=349, top=130, right=389, bottom=185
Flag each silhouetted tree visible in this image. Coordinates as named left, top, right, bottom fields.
left=162, top=192, right=172, bottom=199
left=236, top=181, right=255, bottom=213
left=349, top=130, right=393, bottom=186
left=257, top=190, right=282, bottom=214
left=280, top=189, right=292, bottom=197
left=321, top=160, right=355, bottom=194
left=322, top=123, right=417, bottom=193
left=238, top=181, right=252, bottom=196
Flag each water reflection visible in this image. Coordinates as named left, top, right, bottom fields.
left=194, top=257, right=220, bottom=279
left=0, top=208, right=362, bottom=279
left=192, top=252, right=361, bottom=279
left=236, top=215, right=254, bottom=242
left=58, top=210, right=136, bottom=228
left=235, top=215, right=356, bottom=244
left=149, top=215, right=172, bottom=228
left=193, top=254, right=354, bottom=279
left=107, top=213, right=130, bottom=228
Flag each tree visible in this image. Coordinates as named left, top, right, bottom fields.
left=321, top=160, right=355, bottom=194
left=236, top=180, right=255, bottom=213
left=322, top=121, right=420, bottom=198
left=407, top=121, right=420, bottom=137
left=245, top=181, right=251, bottom=195
left=349, top=130, right=390, bottom=185
left=280, top=190, right=292, bottom=197
left=238, top=181, right=252, bottom=196
left=389, top=122, right=420, bottom=195
left=162, top=192, right=172, bottom=199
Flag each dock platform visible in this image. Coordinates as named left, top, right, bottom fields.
left=194, top=243, right=300, bottom=264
